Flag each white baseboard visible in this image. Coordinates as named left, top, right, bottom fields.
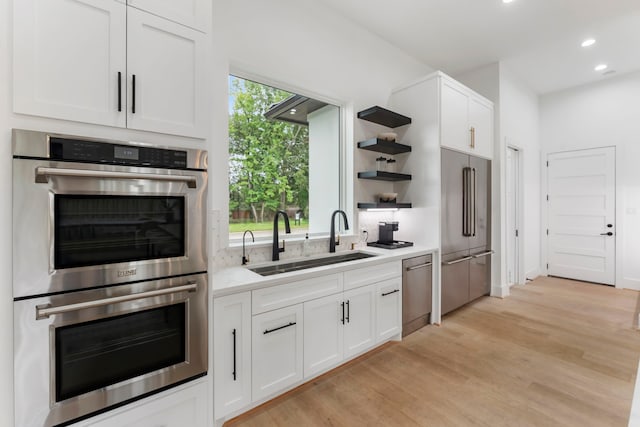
left=490, top=283, right=510, bottom=298
left=525, top=268, right=541, bottom=281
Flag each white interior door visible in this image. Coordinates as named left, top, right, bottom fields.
left=506, top=147, right=519, bottom=286
left=547, top=147, right=615, bottom=285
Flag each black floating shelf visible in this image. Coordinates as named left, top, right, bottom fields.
left=357, top=171, right=412, bottom=181
left=357, top=138, right=411, bottom=155
left=357, top=202, right=412, bottom=209
left=357, top=106, right=412, bottom=128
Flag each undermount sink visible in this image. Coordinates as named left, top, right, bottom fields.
left=249, top=251, right=377, bottom=276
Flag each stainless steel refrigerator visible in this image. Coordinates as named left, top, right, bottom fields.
left=441, top=148, right=492, bottom=315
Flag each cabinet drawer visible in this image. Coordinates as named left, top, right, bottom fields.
left=85, top=380, right=208, bottom=427
left=252, top=274, right=343, bottom=315
left=343, top=261, right=401, bottom=291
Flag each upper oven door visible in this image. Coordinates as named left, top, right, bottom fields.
left=13, top=158, right=207, bottom=297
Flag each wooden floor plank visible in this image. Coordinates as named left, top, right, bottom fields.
left=224, top=276, right=640, bottom=426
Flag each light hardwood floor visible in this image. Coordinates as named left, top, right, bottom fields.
left=225, top=276, right=640, bottom=426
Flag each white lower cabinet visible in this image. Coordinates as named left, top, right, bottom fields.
left=376, top=278, right=402, bottom=342
left=343, top=284, right=377, bottom=358
left=214, top=292, right=251, bottom=418
left=252, top=304, right=304, bottom=401
left=213, top=260, right=405, bottom=420
left=85, top=380, right=208, bottom=427
left=303, top=293, right=345, bottom=378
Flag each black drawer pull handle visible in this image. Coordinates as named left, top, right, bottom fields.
left=264, top=322, right=296, bottom=334
left=382, top=289, right=400, bottom=297
left=341, top=301, right=345, bottom=325
left=232, top=328, right=237, bottom=381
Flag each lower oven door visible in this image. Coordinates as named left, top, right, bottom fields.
left=14, top=273, right=207, bottom=427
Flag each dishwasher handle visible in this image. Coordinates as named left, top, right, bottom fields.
left=406, top=262, right=432, bottom=271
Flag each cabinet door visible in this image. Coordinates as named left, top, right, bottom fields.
left=127, top=0, right=209, bottom=32
left=86, top=380, right=208, bottom=427
left=127, top=8, right=207, bottom=138
left=13, top=0, right=126, bottom=127
left=376, top=278, right=402, bottom=342
left=469, top=97, right=494, bottom=159
left=303, top=294, right=344, bottom=378
left=440, top=80, right=470, bottom=153
left=252, top=304, right=303, bottom=401
left=343, top=285, right=376, bottom=359
left=214, top=293, right=251, bottom=418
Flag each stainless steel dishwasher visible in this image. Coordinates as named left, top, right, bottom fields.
left=402, top=254, right=433, bottom=336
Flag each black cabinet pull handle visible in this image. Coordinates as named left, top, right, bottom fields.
left=117, top=72, right=122, bottom=112
left=346, top=300, right=350, bottom=323
left=382, top=289, right=400, bottom=297
left=264, top=321, right=296, bottom=334
left=600, top=232, right=613, bottom=236
left=232, top=328, right=237, bottom=381
left=341, top=301, right=345, bottom=325
left=607, top=224, right=613, bottom=228
left=132, top=74, right=136, bottom=114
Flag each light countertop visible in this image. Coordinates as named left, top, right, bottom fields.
left=211, top=245, right=438, bottom=297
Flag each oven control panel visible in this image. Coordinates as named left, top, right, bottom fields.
left=49, top=137, right=188, bottom=169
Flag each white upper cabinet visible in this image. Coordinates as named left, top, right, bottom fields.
left=468, top=96, right=494, bottom=159
left=13, top=0, right=208, bottom=138
left=440, top=76, right=494, bottom=159
left=127, top=0, right=209, bottom=32
left=126, top=8, right=207, bottom=137
left=13, top=0, right=127, bottom=128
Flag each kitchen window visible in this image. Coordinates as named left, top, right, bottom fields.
left=228, top=75, right=343, bottom=240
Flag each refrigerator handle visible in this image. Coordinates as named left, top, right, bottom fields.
left=462, top=167, right=472, bottom=237
left=472, top=167, right=477, bottom=237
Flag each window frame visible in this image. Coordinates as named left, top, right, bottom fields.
left=227, top=68, right=352, bottom=244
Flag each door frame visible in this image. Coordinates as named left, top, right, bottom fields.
left=506, top=145, right=524, bottom=285
left=505, top=143, right=525, bottom=286
left=542, top=146, right=617, bottom=286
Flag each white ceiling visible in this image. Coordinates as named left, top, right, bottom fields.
left=316, top=0, right=640, bottom=94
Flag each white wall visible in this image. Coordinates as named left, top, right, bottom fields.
left=499, top=64, right=541, bottom=280
left=213, top=0, right=432, bottom=260
left=540, top=71, right=640, bottom=290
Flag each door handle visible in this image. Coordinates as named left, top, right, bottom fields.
left=35, top=167, right=198, bottom=188
left=600, top=232, right=613, bottom=236
left=443, top=256, right=472, bottom=265
left=232, top=328, right=237, bottom=381
left=472, top=250, right=494, bottom=258
left=36, top=282, right=197, bottom=319
left=132, top=74, right=136, bottom=114
left=117, top=71, right=122, bottom=112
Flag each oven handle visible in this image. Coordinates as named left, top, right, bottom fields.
left=36, top=282, right=198, bottom=320
left=35, top=167, right=198, bottom=189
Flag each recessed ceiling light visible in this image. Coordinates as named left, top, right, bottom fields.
left=594, top=64, right=608, bottom=72
left=502, top=0, right=515, bottom=3
left=581, top=38, right=596, bottom=47
left=289, top=109, right=297, bottom=115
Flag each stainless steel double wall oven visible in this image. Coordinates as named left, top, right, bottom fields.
left=12, top=130, right=208, bottom=427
